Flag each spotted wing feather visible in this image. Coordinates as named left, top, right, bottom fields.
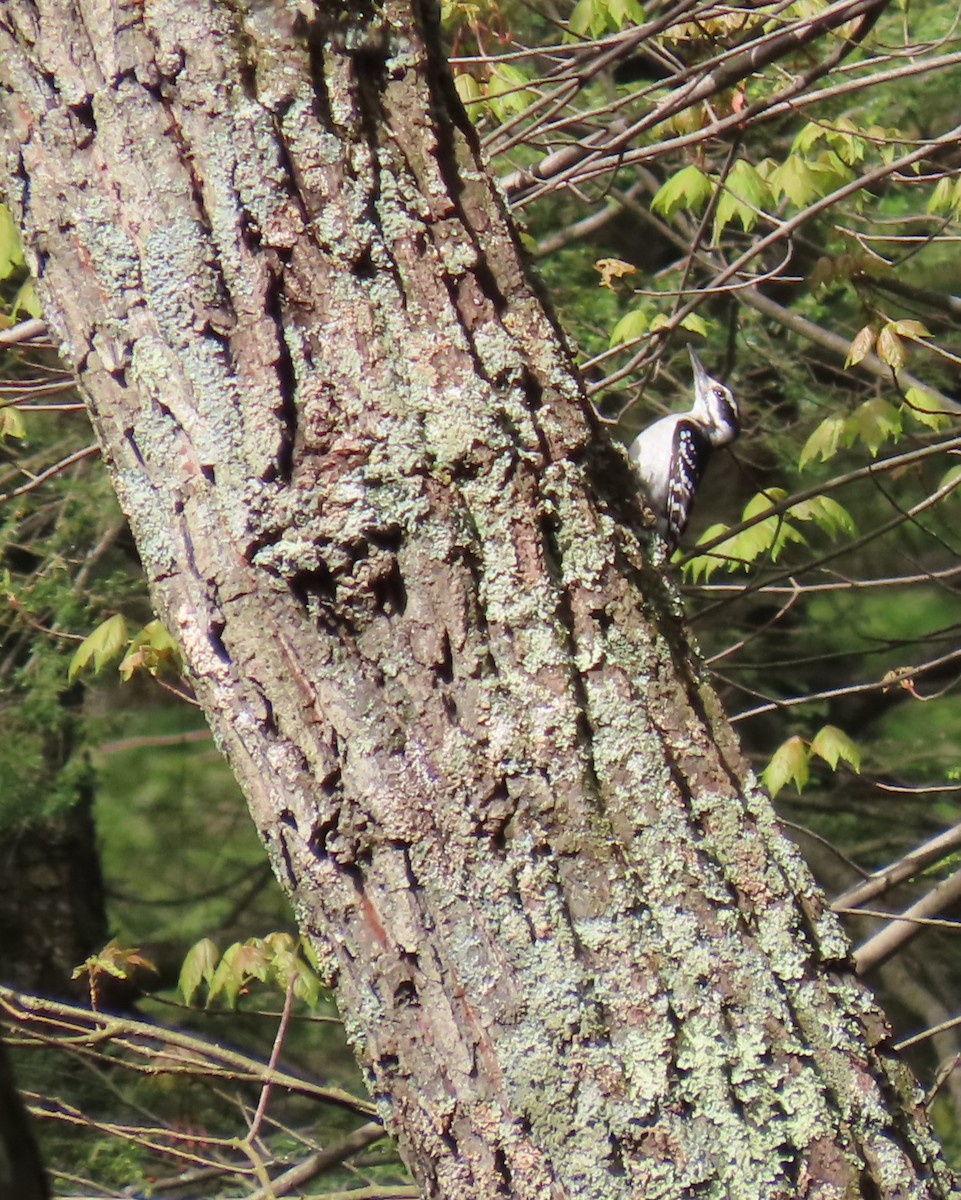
left=664, top=419, right=711, bottom=553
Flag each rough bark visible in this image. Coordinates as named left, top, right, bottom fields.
left=0, top=1, right=956, bottom=1197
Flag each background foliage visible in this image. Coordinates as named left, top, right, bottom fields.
left=5, top=0, right=961, bottom=1192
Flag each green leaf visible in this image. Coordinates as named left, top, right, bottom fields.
left=740, top=488, right=784, bottom=520
left=791, top=122, right=824, bottom=155
left=567, top=0, right=595, bottom=35
left=762, top=736, right=810, bottom=797
left=789, top=495, right=857, bottom=538
left=679, top=313, right=708, bottom=337
left=769, top=155, right=822, bottom=207
left=682, top=523, right=732, bottom=582
left=453, top=71, right=482, bottom=107
left=609, top=309, right=648, bottom=347
left=0, top=206, right=24, bottom=282
left=827, top=117, right=867, bottom=165
left=683, top=492, right=808, bottom=577
left=486, top=63, right=534, bottom=118
left=810, top=725, right=861, bottom=773
left=68, top=613, right=129, bottom=680
left=844, top=397, right=901, bottom=456
left=651, top=165, right=712, bottom=220
left=712, top=161, right=768, bottom=242
left=208, top=941, right=270, bottom=1008
left=0, top=406, right=25, bottom=440
left=903, top=386, right=951, bottom=432
left=939, top=462, right=961, bottom=494
left=927, top=176, right=955, bottom=214
left=12, top=279, right=41, bottom=319
left=119, top=619, right=183, bottom=680
left=179, top=938, right=220, bottom=1005
left=799, top=416, right=845, bottom=469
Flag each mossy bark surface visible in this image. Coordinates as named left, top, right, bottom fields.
left=0, top=2, right=956, bottom=1196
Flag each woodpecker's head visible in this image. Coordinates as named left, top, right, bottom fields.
left=689, top=347, right=739, bottom=447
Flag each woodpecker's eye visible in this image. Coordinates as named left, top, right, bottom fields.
left=714, top=387, right=726, bottom=400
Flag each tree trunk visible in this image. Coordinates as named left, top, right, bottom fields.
left=0, top=1, right=955, bottom=1196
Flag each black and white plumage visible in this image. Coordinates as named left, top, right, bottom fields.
left=628, top=347, right=739, bottom=553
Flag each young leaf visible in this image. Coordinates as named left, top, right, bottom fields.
left=119, top=619, right=183, bottom=680
left=609, top=309, right=648, bottom=347
left=891, top=319, right=931, bottom=341
left=742, top=488, right=788, bottom=521
left=762, top=736, right=810, bottom=797
left=875, top=324, right=905, bottom=370
left=682, top=523, right=732, bottom=583
left=0, top=406, right=25, bottom=440
left=799, top=416, right=845, bottom=469
left=844, top=397, right=901, bottom=456
left=453, top=71, right=482, bottom=107
left=844, top=324, right=875, bottom=368
left=651, top=164, right=712, bottom=220
left=810, top=725, right=861, bottom=773
left=679, top=313, right=708, bottom=337
left=770, top=155, right=821, bottom=208
left=0, top=205, right=24, bottom=281
left=68, top=613, right=129, bottom=680
left=712, top=160, right=769, bottom=242
left=927, top=177, right=955, bottom=214
left=789, top=495, right=857, bottom=538
left=903, top=386, right=951, bottom=432
left=486, top=63, right=534, bottom=118
left=179, top=938, right=220, bottom=1006
left=12, top=279, right=41, bottom=319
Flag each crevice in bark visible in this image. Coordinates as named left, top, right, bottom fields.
left=208, top=618, right=230, bottom=665
left=263, top=266, right=297, bottom=483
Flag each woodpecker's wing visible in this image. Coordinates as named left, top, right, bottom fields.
left=663, top=418, right=712, bottom=552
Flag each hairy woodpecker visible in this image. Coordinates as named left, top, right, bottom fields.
left=628, top=347, right=739, bottom=553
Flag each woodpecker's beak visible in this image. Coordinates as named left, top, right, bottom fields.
left=688, top=346, right=710, bottom=393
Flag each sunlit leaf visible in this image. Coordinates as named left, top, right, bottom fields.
left=844, top=324, right=875, bottom=368
left=651, top=164, right=712, bottom=220
left=679, top=313, right=708, bottom=336
left=0, top=406, right=25, bottom=440
left=762, top=736, right=810, bottom=797
left=903, top=386, right=951, bottom=432
left=810, top=725, right=861, bottom=773
left=712, top=160, right=769, bottom=242
left=891, top=319, right=931, bottom=340
left=0, top=205, right=24, bottom=282
left=179, top=938, right=220, bottom=1005
left=453, top=71, right=482, bottom=106
left=13, top=279, right=41, bottom=319
left=743, top=488, right=788, bottom=520
left=682, top=523, right=732, bottom=582
left=799, top=416, right=845, bottom=469
left=596, top=257, right=637, bottom=289
left=770, top=155, right=822, bottom=207
left=119, top=618, right=183, bottom=680
left=609, top=309, right=648, bottom=347
left=486, top=63, right=535, bottom=117
left=844, top=397, right=901, bottom=456
left=68, top=613, right=129, bottom=680
left=789, top=495, right=856, bottom=537
left=875, top=324, right=904, bottom=370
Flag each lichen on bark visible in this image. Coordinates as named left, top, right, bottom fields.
left=0, top=1, right=957, bottom=1196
